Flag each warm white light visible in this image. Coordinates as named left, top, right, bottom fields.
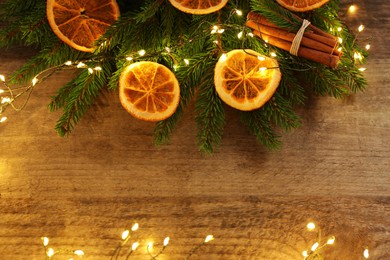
left=365, top=44, right=371, bottom=50
left=88, top=68, right=94, bottom=74
left=163, top=237, right=170, bottom=246
left=138, top=49, right=146, bottom=56
left=359, top=67, right=367, bottom=71
left=211, top=25, right=218, bottom=34
left=204, top=235, right=214, bottom=243
left=247, top=32, right=254, bottom=37
left=302, top=251, right=308, bottom=257
left=0, top=75, right=5, bottom=82
left=165, top=47, right=171, bottom=53
left=0, top=89, right=4, bottom=94
left=257, top=56, right=265, bottom=61
left=217, top=29, right=225, bottom=34
left=32, top=77, right=38, bottom=86
left=213, top=40, right=219, bottom=44
left=0, top=117, right=7, bottom=123
left=337, top=27, right=342, bottom=32
left=126, top=56, right=133, bottom=61
left=64, top=61, right=72, bottom=66
left=327, top=236, right=335, bottom=245
left=311, top=242, right=319, bottom=251
left=76, top=62, right=86, bottom=68
left=237, top=31, right=243, bottom=39
left=337, top=47, right=343, bottom=52
left=307, top=222, right=316, bottom=230
left=259, top=67, right=267, bottom=72
left=47, top=248, right=55, bottom=257
left=358, top=24, right=365, bottom=32
left=354, top=52, right=363, bottom=60
left=122, top=230, right=129, bottom=240
left=131, top=223, right=139, bottom=231
left=363, top=248, right=369, bottom=258
left=2, top=97, right=11, bottom=104
left=132, top=242, right=139, bottom=251
left=147, top=242, right=154, bottom=250
left=338, top=37, right=343, bottom=44
left=270, top=52, right=277, bottom=57
left=236, top=9, right=243, bottom=16
left=184, top=59, right=190, bottom=65
left=42, top=237, right=49, bottom=247
left=74, top=250, right=84, bottom=256
left=220, top=53, right=227, bottom=62
left=94, top=66, right=102, bottom=71
left=349, top=5, right=356, bottom=13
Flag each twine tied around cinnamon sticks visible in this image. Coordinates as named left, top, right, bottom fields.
left=246, top=12, right=341, bottom=68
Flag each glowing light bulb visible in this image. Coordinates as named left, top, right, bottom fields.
left=47, top=248, right=55, bottom=257
left=337, top=47, right=343, bottom=52
left=307, top=222, right=316, bottom=230
left=122, top=230, right=129, bottom=240
left=363, top=248, right=369, bottom=259
left=0, top=117, right=7, bottom=123
left=147, top=242, right=154, bottom=250
left=94, top=66, right=102, bottom=71
left=132, top=242, right=139, bottom=251
left=348, top=5, right=356, bottom=13
left=88, top=68, right=94, bottom=74
left=74, top=250, right=84, bottom=256
left=354, top=52, right=363, bottom=60
left=211, top=25, right=218, bottom=34
left=302, top=251, right=308, bottom=257
left=213, top=40, right=219, bottom=44
left=184, top=59, right=190, bottom=65
left=42, top=237, right=49, bottom=246
left=0, top=89, right=4, bottom=94
left=32, top=77, right=38, bottom=86
left=204, top=235, right=214, bottom=243
left=0, top=75, right=5, bottom=82
left=337, top=27, right=342, bottom=32
left=76, top=62, right=86, bottom=68
left=359, top=67, right=367, bottom=71
left=236, top=9, right=243, bottom=16
left=259, top=67, right=267, bottom=72
left=257, top=56, right=265, bottom=61
left=131, top=223, right=139, bottom=231
left=365, top=44, right=371, bottom=50
left=270, top=52, right=277, bottom=57
left=163, top=237, right=170, bottom=246
left=126, top=56, right=133, bottom=61
left=358, top=24, right=365, bottom=32
left=311, top=242, right=319, bottom=251
left=217, top=29, right=225, bottom=34
left=327, top=236, right=335, bottom=245
left=165, top=47, right=171, bottom=53
left=138, top=49, right=146, bottom=56
left=64, top=61, right=72, bottom=66
left=338, top=37, right=343, bottom=44
left=247, top=32, right=254, bottom=37
left=2, top=97, right=11, bottom=104
left=220, top=53, right=227, bottom=62
left=237, top=31, right=243, bottom=39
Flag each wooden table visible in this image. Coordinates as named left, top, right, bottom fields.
left=0, top=0, right=389, bottom=259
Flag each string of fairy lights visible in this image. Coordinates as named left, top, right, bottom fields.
left=40, top=221, right=370, bottom=259
left=0, top=4, right=370, bottom=125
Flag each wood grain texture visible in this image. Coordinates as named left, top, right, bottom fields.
left=0, top=0, right=389, bottom=259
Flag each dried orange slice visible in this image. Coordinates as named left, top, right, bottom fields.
left=214, top=49, right=281, bottom=111
left=276, top=0, right=330, bottom=12
left=168, top=0, right=228, bottom=15
left=119, top=62, right=180, bottom=122
left=47, top=0, right=120, bottom=52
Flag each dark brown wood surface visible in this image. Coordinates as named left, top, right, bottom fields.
left=0, top=1, right=389, bottom=259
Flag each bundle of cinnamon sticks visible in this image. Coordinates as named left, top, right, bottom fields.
left=246, top=12, right=341, bottom=68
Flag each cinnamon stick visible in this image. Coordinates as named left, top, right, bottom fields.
left=252, top=30, right=339, bottom=68
left=246, top=20, right=340, bottom=56
left=247, top=12, right=339, bottom=50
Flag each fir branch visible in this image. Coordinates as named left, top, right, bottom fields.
left=54, top=62, right=114, bottom=136
left=240, top=110, right=281, bottom=150
left=195, top=75, right=225, bottom=154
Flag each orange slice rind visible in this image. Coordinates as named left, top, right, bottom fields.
left=119, top=62, right=180, bottom=122
left=214, top=49, right=281, bottom=111
left=276, top=0, right=330, bottom=12
left=47, top=0, right=120, bottom=52
left=168, top=0, right=229, bottom=15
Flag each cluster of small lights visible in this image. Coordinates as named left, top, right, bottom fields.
left=302, top=222, right=369, bottom=260
left=41, top=236, right=84, bottom=259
